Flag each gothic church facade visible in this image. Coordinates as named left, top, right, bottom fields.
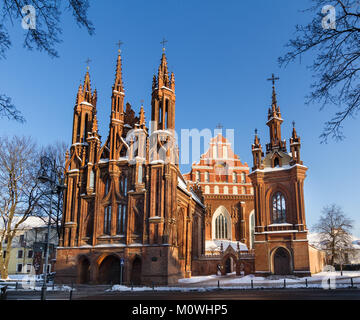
left=55, top=50, right=323, bottom=285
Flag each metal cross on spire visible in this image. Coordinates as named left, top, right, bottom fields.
left=216, top=123, right=223, bottom=129
left=116, top=40, right=123, bottom=53
left=267, top=73, right=280, bottom=87
left=160, top=37, right=168, bottom=52
left=85, top=58, right=92, bottom=71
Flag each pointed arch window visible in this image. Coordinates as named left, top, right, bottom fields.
left=215, top=214, right=229, bottom=239
left=272, top=192, right=286, bottom=223
left=117, top=203, right=127, bottom=235
left=104, top=177, right=110, bottom=195
left=120, top=175, right=127, bottom=196
left=104, top=206, right=112, bottom=235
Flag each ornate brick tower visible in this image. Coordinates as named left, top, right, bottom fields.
left=248, top=76, right=311, bottom=277
left=56, top=48, right=204, bottom=285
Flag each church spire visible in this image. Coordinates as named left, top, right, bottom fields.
left=290, top=121, right=302, bottom=164
left=252, top=129, right=263, bottom=170
left=110, top=46, right=125, bottom=120
left=157, top=52, right=170, bottom=88
left=266, top=74, right=286, bottom=153
left=113, top=46, right=124, bottom=93
left=151, top=41, right=176, bottom=131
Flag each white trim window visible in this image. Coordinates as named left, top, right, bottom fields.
left=212, top=206, right=232, bottom=240
left=205, top=185, right=210, bottom=194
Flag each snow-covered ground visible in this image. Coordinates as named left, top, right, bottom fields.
left=0, top=274, right=72, bottom=292
left=107, top=271, right=360, bottom=292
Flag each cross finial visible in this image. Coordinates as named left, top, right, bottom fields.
left=216, top=123, right=223, bottom=129
left=116, top=40, right=123, bottom=53
left=85, top=58, right=92, bottom=71
left=160, top=37, right=168, bottom=52
left=292, top=121, right=296, bottom=128
left=255, top=128, right=258, bottom=135
left=267, top=73, right=280, bottom=87
left=140, top=99, right=144, bottom=106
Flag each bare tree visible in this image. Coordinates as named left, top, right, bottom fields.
left=313, top=204, right=354, bottom=266
left=0, top=136, right=43, bottom=279
left=0, top=0, right=94, bottom=122
left=37, top=141, right=67, bottom=239
left=279, top=0, right=360, bottom=142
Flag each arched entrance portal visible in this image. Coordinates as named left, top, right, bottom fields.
left=79, top=257, right=91, bottom=284
left=273, top=247, right=292, bottom=275
left=225, top=257, right=233, bottom=274
left=98, top=255, right=120, bottom=284
left=130, top=257, right=142, bottom=285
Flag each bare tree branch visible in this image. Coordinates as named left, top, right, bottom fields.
left=279, top=0, right=360, bottom=142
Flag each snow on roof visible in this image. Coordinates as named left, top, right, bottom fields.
left=250, top=163, right=308, bottom=174
left=177, top=176, right=204, bottom=208
left=206, top=239, right=248, bottom=252
left=0, top=216, right=47, bottom=230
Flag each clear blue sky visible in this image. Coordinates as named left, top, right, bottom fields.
left=1, top=0, right=359, bottom=236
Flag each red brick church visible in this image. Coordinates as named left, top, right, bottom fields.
left=55, top=50, right=324, bottom=285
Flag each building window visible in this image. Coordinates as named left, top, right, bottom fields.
left=17, top=264, right=23, bottom=273
left=105, top=177, right=111, bottom=195
left=215, top=214, right=229, bottom=239
left=205, top=185, right=210, bottom=194
left=195, top=171, right=200, bottom=182
left=18, top=250, right=23, bottom=259
left=232, top=172, right=237, bottom=183
left=26, top=264, right=32, bottom=273
left=214, top=186, right=219, bottom=194
left=205, top=172, right=209, bottom=182
left=272, top=192, right=286, bottom=223
left=117, top=204, right=127, bottom=235
left=224, top=186, right=229, bottom=194
left=242, top=187, right=246, bottom=194
left=28, top=250, right=33, bottom=259
left=104, top=206, right=112, bottom=235
left=250, top=187, right=254, bottom=195
left=120, top=175, right=128, bottom=196
left=233, top=186, right=238, bottom=195
left=3, top=251, right=6, bottom=259
left=19, top=235, right=24, bottom=244
left=241, top=172, right=246, bottom=183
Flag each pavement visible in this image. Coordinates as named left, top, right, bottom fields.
left=5, top=287, right=360, bottom=300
